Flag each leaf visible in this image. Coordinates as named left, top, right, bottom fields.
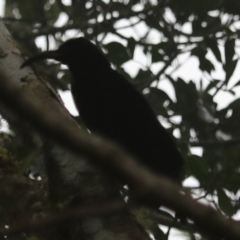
left=19, top=153, right=35, bottom=174
left=191, top=47, right=214, bottom=73
left=192, top=18, right=204, bottom=36
left=224, top=89, right=235, bottom=96
left=104, top=42, right=130, bottom=66
left=127, top=37, right=136, bottom=57
left=225, top=39, right=235, bottom=66
left=185, top=155, right=210, bottom=183
left=132, top=208, right=165, bottom=239
left=191, top=46, right=207, bottom=58
left=151, top=45, right=164, bottom=63
left=145, top=17, right=160, bottom=30
left=134, top=69, right=152, bottom=83
left=225, top=59, right=238, bottom=85
left=59, top=69, right=71, bottom=84
left=143, top=45, right=149, bottom=55
left=205, top=37, right=222, bottom=62
left=205, top=79, right=221, bottom=92
left=217, top=188, right=235, bottom=216
left=145, top=87, right=173, bottom=115
left=165, top=74, right=175, bottom=84
left=11, top=0, right=61, bottom=25
left=158, top=42, right=177, bottom=56
left=231, top=79, right=240, bottom=89
left=152, top=228, right=166, bottom=240
left=199, top=58, right=215, bottom=74
left=149, top=88, right=172, bottom=103
left=172, top=78, right=199, bottom=115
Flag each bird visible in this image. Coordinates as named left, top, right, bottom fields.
left=21, top=37, right=184, bottom=183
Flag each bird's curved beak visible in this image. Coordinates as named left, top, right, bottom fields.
left=21, top=50, right=62, bottom=69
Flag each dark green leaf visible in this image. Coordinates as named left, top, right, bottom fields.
left=134, top=69, right=152, bottom=83
left=225, top=39, right=235, bottom=66
left=165, top=74, right=175, bottom=86
left=104, top=42, right=130, bottom=66
left=60, top=69, right=71, bottom=83
left=205, top=79, right=221, bottom=92
left=199, top=58, right=215, bottom=73
left=148, top=88, right=172, bottom=102
left=224, top=0, right=240, bottom=14
left=192, top=15, right=222, bottom=36
left=174, top=78, right=199, bottom=110
left=191, top=46, right=208, bottom=58
left=158, top=42, right=177, bottom=56
left=191, top=46, right=215, bottom=73
left=127, top=37, right=136, bottom=57
left=185, top=155, right=210, bottom=183
left=222, top=88, right=235, bottom=96
left=205, top=38, right=222, bottom=62
left=217, top=188, right=235, bottom=216
left=143, top=46, right=149, bottom=55
left=231, top=79, right=240, bottom=89
left=225, top=59, right=238, bottom=84
left=151, top=46, right=164, bottom=63
left=145, top=17, right=160, bottom=30
left=192, top=18, right=204, bottom=36
left=145, top=87, right=173, bottom=115
left=152, top=227, right=165, bottom=240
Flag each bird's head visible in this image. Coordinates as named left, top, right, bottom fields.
left=21, top=37, right=109, bottom=69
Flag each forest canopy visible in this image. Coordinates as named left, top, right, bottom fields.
left=1, top=1, right=240, bottom=240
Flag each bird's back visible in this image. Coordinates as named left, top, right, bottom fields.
left=71, top=66, right=184, bottom=181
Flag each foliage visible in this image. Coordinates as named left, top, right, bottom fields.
left=2, top=0, right=240, bottom=239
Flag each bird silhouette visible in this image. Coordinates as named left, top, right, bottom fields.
left=21, top=37, right=184, bottom=183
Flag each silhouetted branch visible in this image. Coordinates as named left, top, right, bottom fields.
left=179, top=137, right=240, bottom=147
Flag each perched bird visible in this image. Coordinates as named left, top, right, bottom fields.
left=21, top=38, right=184, bottom=182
